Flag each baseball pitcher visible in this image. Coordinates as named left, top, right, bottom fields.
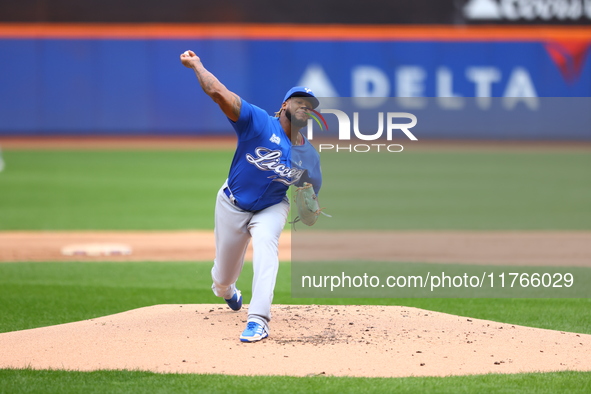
left=180, top=50, right=323, bottom=342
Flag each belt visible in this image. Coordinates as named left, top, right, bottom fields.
left=223, top=187, right=238, bottom=206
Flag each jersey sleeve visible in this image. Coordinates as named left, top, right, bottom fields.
left=227, top=99, right=271, bottom=141
left=307, top=157, right=323, bottom=195
left=293, top=144, right=323, bottom=195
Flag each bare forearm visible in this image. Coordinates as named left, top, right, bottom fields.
left=181, top=50, right=241, bottom=121
left=193, top=63, right=224, bottom=100
left=192, top=62, right=241, bottom=121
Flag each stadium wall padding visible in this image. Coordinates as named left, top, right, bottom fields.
left=0, top=27, right=589, bottom=139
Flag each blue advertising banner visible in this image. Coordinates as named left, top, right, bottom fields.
left=0, top=37, right=589, bottom=138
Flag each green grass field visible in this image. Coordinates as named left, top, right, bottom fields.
left=1, top=149, right=589, bottom=230
left=0, top=147, right=590, bottom=393
left=0, top=150, right=232, bottom=230
left=1, top=369, right=590, bottom=394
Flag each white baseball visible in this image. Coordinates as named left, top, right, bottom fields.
left=184, top=50, right=190, bottom=56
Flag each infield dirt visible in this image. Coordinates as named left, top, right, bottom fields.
left=2, top=230, right=591, bottom=266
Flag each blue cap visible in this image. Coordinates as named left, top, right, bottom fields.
left=283, top=86, right=319, bottom=109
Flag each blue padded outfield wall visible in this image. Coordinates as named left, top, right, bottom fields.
left=0, top=37, right=590, bottom=139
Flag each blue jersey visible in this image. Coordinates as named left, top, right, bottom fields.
left=226, top=99, right=322, bottom=212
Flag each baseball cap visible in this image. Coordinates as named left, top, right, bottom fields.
left=283, top=86, right=319, bottom=109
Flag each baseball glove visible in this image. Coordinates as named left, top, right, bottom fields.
left=290, top=182, right=331, bottom=228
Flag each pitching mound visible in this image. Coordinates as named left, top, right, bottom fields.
left=0, top=304, right=589, bottom=378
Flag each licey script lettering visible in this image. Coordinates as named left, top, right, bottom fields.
left=246, top=147, right=305, bottom=185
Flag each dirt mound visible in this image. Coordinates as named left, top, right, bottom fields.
left=0, top=304, right=589, bottom=377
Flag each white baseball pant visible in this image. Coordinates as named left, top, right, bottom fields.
left=210, top=181, right=290, bottom=332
